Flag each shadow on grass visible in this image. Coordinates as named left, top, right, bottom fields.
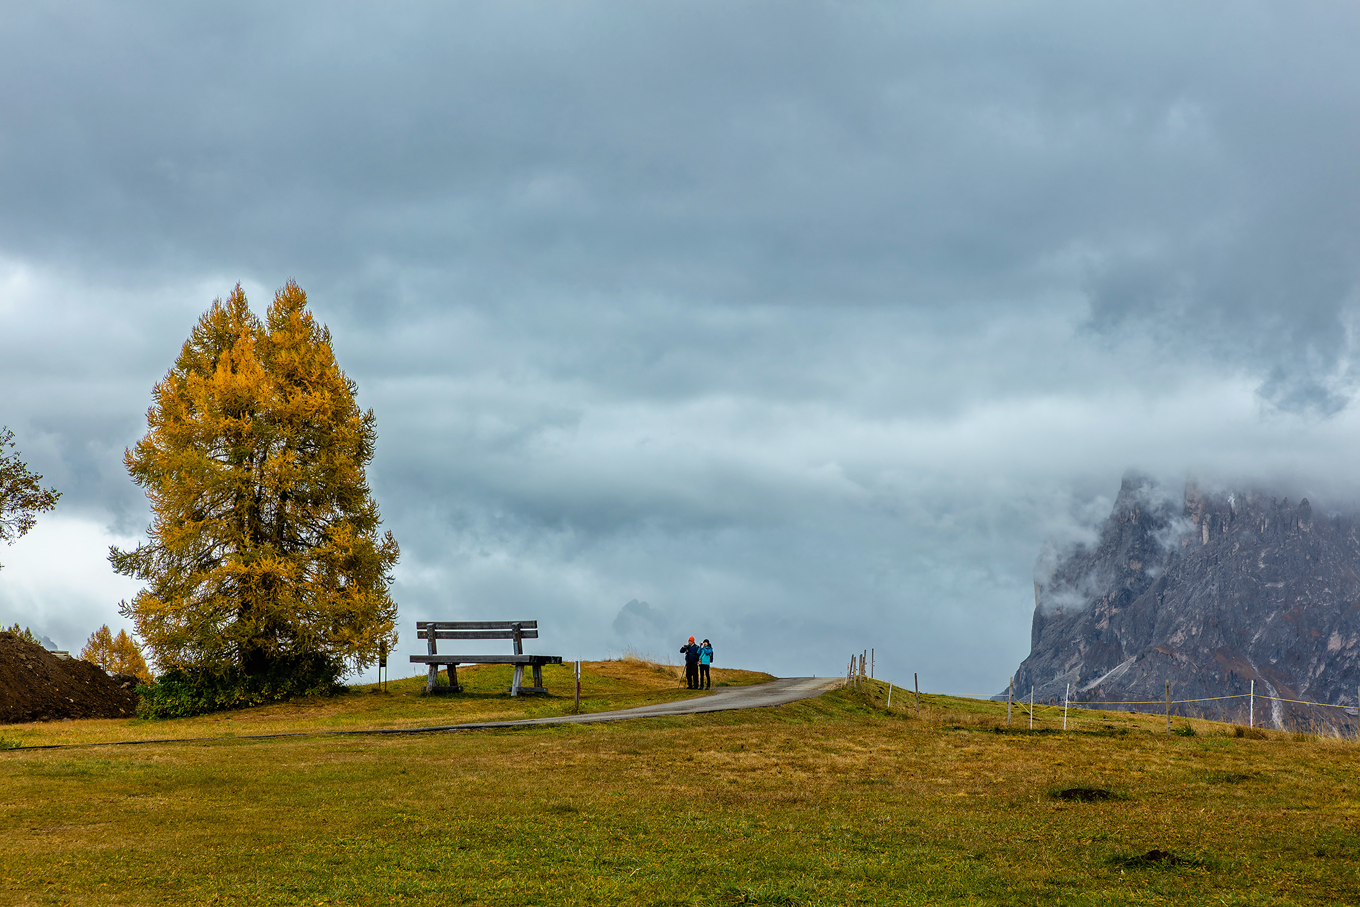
left=1111, top=849, right=1213, bottom=870
left=982, top=725, right=1132, bottom=737
left=724, top=879, right=814, bottom=905
left=1047, top=784, right=1127, bottom=803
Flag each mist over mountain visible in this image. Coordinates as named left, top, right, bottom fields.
left=611, top=599, right=675, bottom=653
left=1011, top=474, right=1360, bottom=729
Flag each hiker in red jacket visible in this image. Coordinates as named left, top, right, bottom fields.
left=680, top=636, right=701, bottom=689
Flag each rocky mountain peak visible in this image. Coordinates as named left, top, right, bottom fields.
left=1010, top=476, right=1360, bottom=729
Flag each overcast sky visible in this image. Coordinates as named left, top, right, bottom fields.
left=5, top=2, right=1360, bottom=694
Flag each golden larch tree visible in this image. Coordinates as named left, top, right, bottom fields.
left=80, top=624, right=153, bottom=684
left=110, top=282, right=398, bottom=709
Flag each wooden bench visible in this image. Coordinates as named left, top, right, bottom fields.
left=409, top=620, right=563, bottom=697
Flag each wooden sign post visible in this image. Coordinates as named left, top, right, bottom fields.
left=378, top=641, right=388, bottom=692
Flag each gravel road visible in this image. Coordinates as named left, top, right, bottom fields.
left=412, top=675, right=845, bottom=733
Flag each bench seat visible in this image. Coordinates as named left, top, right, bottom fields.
left=409, top=620, right=562, bottom=695
left=410, top=654, right=563, bottom=665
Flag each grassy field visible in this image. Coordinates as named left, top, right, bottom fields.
left=0, top=658, right=773, bottom=749
left=3, top=672, right=1359, bottom=905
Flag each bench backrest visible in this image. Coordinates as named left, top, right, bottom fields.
left=417, top=621, right=539, bottom=655
left=417, top=621, right=538, bottom=630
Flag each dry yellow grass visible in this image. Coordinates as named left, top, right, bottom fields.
left=0, top=658, right=773, bottom=749
left=3, top=675, right=1358, bottom=905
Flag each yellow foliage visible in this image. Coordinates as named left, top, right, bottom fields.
left=79, top=624, right=153, bottom=684
left=0, top=426, right=61, bottom=568
left=110, top=282, right=399, bottom=688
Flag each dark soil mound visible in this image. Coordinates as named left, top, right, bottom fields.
left=0, top=631, right=139, bottom=723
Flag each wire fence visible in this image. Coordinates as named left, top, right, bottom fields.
left=843, top=651, right=1360, bottom=737
left=1021, top=693, right=1360, bottom=721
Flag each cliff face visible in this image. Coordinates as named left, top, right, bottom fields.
left=1011, top=475, right=1360, bottom=728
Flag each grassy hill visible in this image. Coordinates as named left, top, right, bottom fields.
left=0, top=658, right=774, bottom=748
left=2, top=667, right=1358, bottom=905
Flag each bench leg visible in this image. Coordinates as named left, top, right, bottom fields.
left=447, top=663, right=459, bottom=692
left=426, top=664, right=438, bottom=694
left=532, top=664, right=543, bottom=690
left=510, top=665, right=523, bottom=697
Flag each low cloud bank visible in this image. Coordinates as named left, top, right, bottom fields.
left=8, top=6, right=1360, bottom=693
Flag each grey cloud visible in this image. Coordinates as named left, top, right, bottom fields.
left=5, top=4, right=1356, bottom=345
left=9, top=3, right=1360, bottom=690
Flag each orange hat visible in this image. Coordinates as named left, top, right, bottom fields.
left=689, top=636, right=695, bottom=642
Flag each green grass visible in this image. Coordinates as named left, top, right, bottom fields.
left=2, top=676, right=1359, bottom=905
left=0, top=658, right=773, bottom=749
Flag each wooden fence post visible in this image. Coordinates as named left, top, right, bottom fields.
left=1250, top=679, right=1254, bottom=729
left=1007, top=676, right=1013, bottom=727
left=1165, top=680, right=1171, bottom=733
left=914, top=672, right=920, bottom=718
left=1063, top=682, right=1070, bottom=731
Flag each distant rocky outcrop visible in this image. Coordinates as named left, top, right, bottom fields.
left=1009, top=474, right=1360, bottom=730
left=611, top=599, right=679, bottom=654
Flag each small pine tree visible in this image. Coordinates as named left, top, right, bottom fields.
left=110, top=283, right=399, bottom=712
left=4, top=623, right=41, bottom=646
left=80, top=624, right=153, bottom=684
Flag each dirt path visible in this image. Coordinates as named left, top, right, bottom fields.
left=10, top=677, right=845, bottom=750
left=405, top=676, right=845, bottom=733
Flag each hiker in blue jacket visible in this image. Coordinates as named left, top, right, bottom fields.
left=698, top=639, right=714, bottom=690
left=680, top=636, right=701, bottom=689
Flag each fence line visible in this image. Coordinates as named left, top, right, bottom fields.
left=1059, top=693, right=1357, bottom=710
left=843, top=654, right=1360, bottom=736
